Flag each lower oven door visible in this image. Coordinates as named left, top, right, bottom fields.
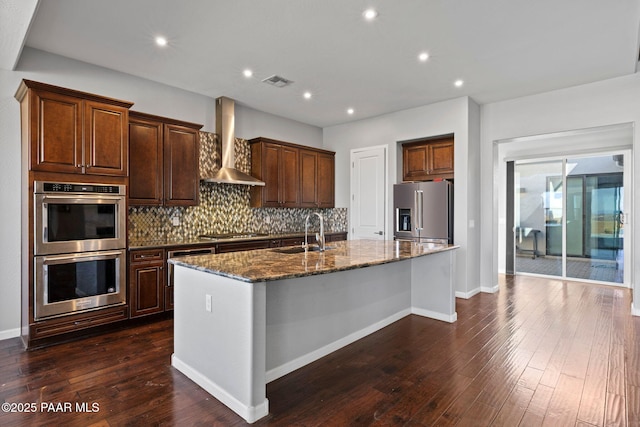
left=34, top=249, right=126, bottom=320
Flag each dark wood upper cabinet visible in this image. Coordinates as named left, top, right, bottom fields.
left=164, top=123, right=200, bottom=206
left=316, top=152, right=335, bottom=208
left=128, top=111, right=202, bottom=207
left=300, top=149, right=335, bottom=208
left=402, top=136, right=454, bottom=182
left=84, top=100, right=129, bottom=176
left=250, top=137, right=335, bottom=209
left=299, top=150, right=317, bottom=207
left=250, top=138, right=300, bottom=208
left=129, top=115, right=163, bottom=205
left=15, top=80, right=133, bottom=177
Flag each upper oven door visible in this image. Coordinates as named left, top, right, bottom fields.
left=34, top=193, right=126, bottom=255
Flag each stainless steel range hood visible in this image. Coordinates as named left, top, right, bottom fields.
left=201, top=96, right=265, bottom=186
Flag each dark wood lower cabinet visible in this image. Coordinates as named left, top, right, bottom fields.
left=129, top=249, right=165, bottom=318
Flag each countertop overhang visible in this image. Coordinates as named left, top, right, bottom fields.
left=168, top=239, right=458, bottom=283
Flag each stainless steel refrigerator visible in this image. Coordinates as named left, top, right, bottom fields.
left=393, top=181, right=453, bottom=243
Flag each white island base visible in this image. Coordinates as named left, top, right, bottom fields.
left=171, top=248, right=456, bottom=423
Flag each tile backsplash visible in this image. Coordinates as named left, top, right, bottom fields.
left=128, top=132, right=347, bottom=241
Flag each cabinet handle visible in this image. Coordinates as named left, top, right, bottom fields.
left=76, top=164, right=83, bottom=168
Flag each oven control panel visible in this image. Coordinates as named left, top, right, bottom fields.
left=39, top=182, right=123, bottom=194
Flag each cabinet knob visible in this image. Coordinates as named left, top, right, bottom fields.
left=76, top=164, right=83, bottom=168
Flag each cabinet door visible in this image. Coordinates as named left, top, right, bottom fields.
left=164, top=124, right=199, bottom=206
left=129, top=261, right=164, bottom=318
left=261, top=143, right=283, bottom=207
left=428, top=139, right=454, bottom=176
left=403, top=144, right=429, bottom=181
left=299, top=150, right=317, bottom=207
left=29, top=90, right=83, bottom=174
left=129, top=117, right=163, bottom=205
left=316, top=152, right=335, bottom=208
left=84, top=100, right=129, bottom=176
left=300, top=150, right=334, bottom=208
left=280, top=146, right=299, bottom=207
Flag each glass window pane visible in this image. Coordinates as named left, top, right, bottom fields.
left=514, top=161, right=563, bottom=277
left=566, top=156, right=623, bottom=283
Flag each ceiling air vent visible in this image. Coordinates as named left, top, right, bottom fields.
left=262, top=75, right=294, bottom=88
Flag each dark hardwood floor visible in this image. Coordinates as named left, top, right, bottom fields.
left=1, top=275, right=638, bottom=426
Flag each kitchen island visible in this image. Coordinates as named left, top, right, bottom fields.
left=169, top=239, right=458, bottom=423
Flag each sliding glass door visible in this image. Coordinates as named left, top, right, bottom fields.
left=514, top=154, right=625, bottom=284
left=514, top=160, right=563, bottom=277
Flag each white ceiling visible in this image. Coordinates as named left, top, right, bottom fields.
left=7, top=0, right=640, bottom=127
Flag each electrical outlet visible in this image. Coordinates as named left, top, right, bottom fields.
left=205, top=294, right=212, bottom=312
left=171, top=215, right=181, bottom=226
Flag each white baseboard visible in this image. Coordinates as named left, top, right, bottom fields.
left=266, top=308, right=411, bottom=383
left=481, top=284, right=500, bottom=294
left=455, top=288, right=480, bottom=299
left=0, top=328, right=20, bottom=342
left=411, top=307, right=457, bottom=323
left=172, top=354, right=269, bottom=423
left=632, top=302, right=640, bottom=317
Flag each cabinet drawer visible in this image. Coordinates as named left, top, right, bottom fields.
left=130, top=249, right=164, bottom=263
left=31, top=305, right=128, bottom=339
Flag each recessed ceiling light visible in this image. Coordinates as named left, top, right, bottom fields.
left=418, top=52, right=429, bottom=62
left=347, top=108, right=355, bottom=115
left=454, top=79, right=464, bottom=87
left=243, top=69, right=253, bottom=78
left=363, top=8, right=378, bottom=20
left=303, top=91, right=312, bottom=100
left=155, top=36, right=168, bottom=47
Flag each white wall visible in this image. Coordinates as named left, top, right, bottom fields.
left=480, top=72, right=640, bottom=314
left=0, top=48, right=322, bottom=339
left=323, top=97, right=482, bottom=298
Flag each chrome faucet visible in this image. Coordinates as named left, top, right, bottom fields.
left=304, top=212, right=325, bottom=252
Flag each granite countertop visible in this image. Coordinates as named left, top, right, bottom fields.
left=128, top=231, right=347, bottom=250
left=168, top=239, right=458, bottom=283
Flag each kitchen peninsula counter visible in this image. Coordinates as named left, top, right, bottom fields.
left=170, top=239, right=458, bottom=423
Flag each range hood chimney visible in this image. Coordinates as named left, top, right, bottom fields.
left=201, top=96, right=265, bottom=186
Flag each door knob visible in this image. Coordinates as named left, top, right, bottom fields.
left=373, top=231, right=383, bottom=235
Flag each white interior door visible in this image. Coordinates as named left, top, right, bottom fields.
left=350, top=146, right=387, bottom=240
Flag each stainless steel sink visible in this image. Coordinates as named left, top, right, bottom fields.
left=273, top=246, right=334, bottom=254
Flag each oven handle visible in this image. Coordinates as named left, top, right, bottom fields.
left=40, top=250, right=125, bottom=265
left=39, top=194, right=125, bottom=202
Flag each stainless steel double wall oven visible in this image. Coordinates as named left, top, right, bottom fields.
left=33, top=181, right=127, bottom=320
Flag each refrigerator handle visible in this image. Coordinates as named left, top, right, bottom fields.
left=415, top=190, right=424, bottom=231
